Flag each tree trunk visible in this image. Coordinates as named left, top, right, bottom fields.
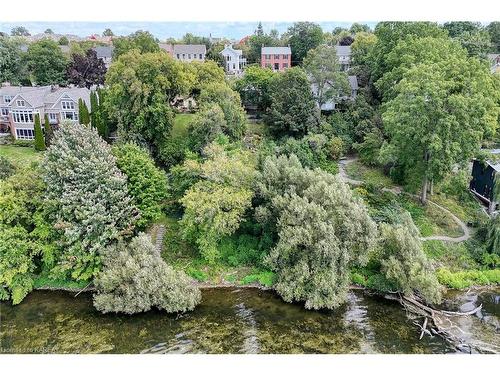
left=429, top=179, right=434, bottom=196
left=421, top=175, right=428, bottom=205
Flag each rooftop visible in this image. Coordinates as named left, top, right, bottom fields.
left=261, top=46, right=291, bottom=55
left=335, top=45, right=352, bottom=56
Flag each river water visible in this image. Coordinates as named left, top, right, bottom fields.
left=0, top=287, right=498, bottom=354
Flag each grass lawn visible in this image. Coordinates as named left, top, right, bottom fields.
left=398, top=195, right=464, bottom=238
left=345, top=160, right=395, bottom=188
left=160, top=215, right=274, bottom=287
left=172, top=113, right=194, bottom=138
left=0, top=144, right=42, bottom=167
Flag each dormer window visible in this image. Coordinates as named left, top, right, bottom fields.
left=4, top=95, right=12, bottom=104
left=16, top=99, right=25, bottom=107
left=61, top=100, right=75, bottom=110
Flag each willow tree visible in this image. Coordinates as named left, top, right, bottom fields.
left=93, top=233, right=201, bottom=314
left=378, top=213, right=442, bottom=304
left=256, top=155, right=377, bottom=309
left=381, top=58, right=500, bottom=204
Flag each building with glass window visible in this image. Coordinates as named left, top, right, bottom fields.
left=0, top=84, right=91, bottom=140
left=260, top=46, right=291, bottom=72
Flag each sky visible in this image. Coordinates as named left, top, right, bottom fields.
left=0, top=21, right=378, bottom=41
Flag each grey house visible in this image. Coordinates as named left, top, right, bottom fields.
left=93, top=46, right=114, bottom=69
left=311, top=75, right=358, bottom=112
left=335, top=45, right=352, bottom=71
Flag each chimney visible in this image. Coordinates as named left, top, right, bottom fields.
left=50, top=85, right=59, bottom=92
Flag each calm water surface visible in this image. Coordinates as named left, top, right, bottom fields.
left=1, top=287, right=498, bottom=354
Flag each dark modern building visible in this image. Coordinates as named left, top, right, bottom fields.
left=470, top=150, right=499, bottom=214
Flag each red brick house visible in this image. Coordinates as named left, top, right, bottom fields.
left=260, top=46, right=291, bottom=72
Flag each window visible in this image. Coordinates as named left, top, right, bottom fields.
left=188, top=54, right=191, bottom=59
left=16, top=99, right=25, bottom=107
left=1, top=108, right=8, bottom=116
left=282, top=54, right=287, bottom=59
left=182, top=54, right=185, bottom=59
left=3, top=95, right=12, bottom=104
left=49, top=112, right=58, bottom=122
left=176, top=54, right=180, bottom=59
left=15, top=128, right=34, bottom=140
left=274, top=63, right=280, bottom=70
left=61, top=100, right=75, bottom=110
left=62, top=111, right=78, bottom=121
left=266, top=54, right=271, bottom=59
left=12, top=110, right=33, bottom=123
left=274, top=54, right=280, bottom=59
left=199, top=54, right=203, bottom=59
left=283, top=63, right=288, bottom=68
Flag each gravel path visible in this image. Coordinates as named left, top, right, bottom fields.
left=338, top=157, right=471, bottom=243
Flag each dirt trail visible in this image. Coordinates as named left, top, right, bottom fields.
left=338, top=157, right=471, bottom=243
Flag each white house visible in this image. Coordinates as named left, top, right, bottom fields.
left=311, top=75, right=359, bottom=112
left=220, top=45, right=247, bottom=75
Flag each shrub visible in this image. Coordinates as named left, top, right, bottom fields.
left=93, top=233, right=201, bottom=314
left=0, top=155, right=16, bottom=180
left=436, top=268, right=500, bottom=289
left=113, top=143, right=169, bottom=229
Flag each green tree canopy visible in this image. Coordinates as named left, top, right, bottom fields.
left=265, top=67, right=319, bottom=138
left=43, top=123, right=139, bottom=281
left=284, top=22, right=324, bottom=65
left=234, top=65, right=276, bottom=111
left=93, top=233, right=201, bottom=314
left=378, top=213, right=442, bottom=304
left=256, top=155, right=378, bottom=309
left=303, top=44, right=350, bottom=110
left=25, top=38, right=68, bottom=85
left=381, top=58, right=500, bottom=203
left=113, top=143, right=169, bottom=230
left=106, top=50, right=189, bottom=158
left=112, top=30, right=160, bottom=59
left=0, top=36, right=27, bottom=84
left=180, top=143, right=257, bottom=262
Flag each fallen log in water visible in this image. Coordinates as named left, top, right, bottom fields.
left=385, top=292, right=498, bottom=354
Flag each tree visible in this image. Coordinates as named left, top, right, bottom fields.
left=303, top=44, right=350, bottom=110
left=106, top=50, right=188, bottom=158
left=43, top=114, right=53, bottom=147
left=67, top=49, right=106, bottom=88
left=246, top=32, right=280, bottom=65
left=197, top=82, right=247, bottom=141
left=339, top=35, right=354, bottom=46
left=33, top=114, right=46, bottom=151
left=93, top=233, right=201, bottom=314
left=180, top=143, right=257, bottom=262
left=102, top=28, right=114, bottom=37
left=375, top=36, right=466, bottom=101
left=113, top=143, right=169, bottom=230
left=25, top=38, right=68, bottom=85
left=256, top=155, right=378, bottom=309
left=485, top=214, right=500, bottom=255
left=187, top=103, right=227, bottom=151
left=44, top=28, right=54, bottom=34
left=42, top=123, right=139, bottom=281
left=0, top=36, right=28, bottom=84
left=95, top=88, right=110, bottom=139
left=265, top=67, right=319, bottom=138
left=112, top=30, right=160, bottom=59
left=11, top=26, right=30, bottom=37
left=455, top=30, right=491, bottom=57
left=350, top=23, right=371, bottom=34
left=371, top=22, right=447, bottom=83
left=184, top=60, right=225, bottom=98
left=0, top=167, right=54, bottom=304
left=378, top=213, right=442, bottom=304
left=350, top=32, right=377, bottom=67
left=487, top=22, right=500, bottom=52
left=381, top=59, right=500, bottom=203
left=234, top=65, right=276, bottom=111
left=284, top=22, right=324, bottom=65
left=78, top=98, right=90, bottom=125
left=90, top=91, right=98, bottom=127
left=58, top=36, right=69, bottom=46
